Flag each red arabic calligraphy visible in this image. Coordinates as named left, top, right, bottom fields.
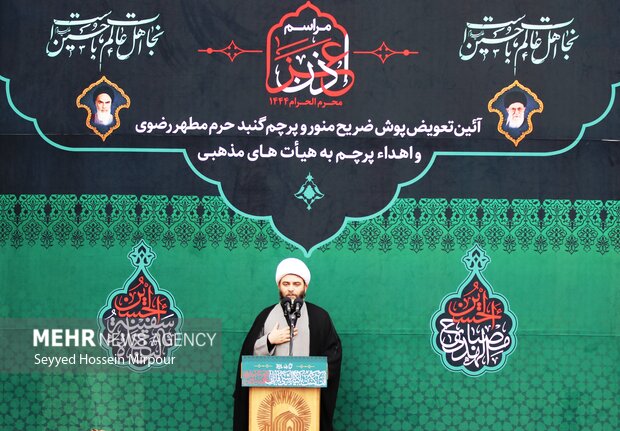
left=447, top=281, right=503, bottom=327
left=242, top=370, right=270, bottom=385
left=266, top=2, right=355, bottom=97
left=112, top=274, right=169, bottom=321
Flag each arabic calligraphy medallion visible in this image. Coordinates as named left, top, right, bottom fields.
left=98, top=240, right=183, bottom=371
left=431, top=244, right=517, bottom=376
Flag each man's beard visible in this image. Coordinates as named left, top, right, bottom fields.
left=94, top=111, right=113, bottom=126
left=506, top=115, right=524, bottom=129
left=279, top=291, right=306, bottom=301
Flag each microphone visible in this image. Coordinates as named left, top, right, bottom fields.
left=289, top=298, right=303, bottom=327
left=280, top=297, right=293, bottom=316
left=293, top=298, right=304, bottom=317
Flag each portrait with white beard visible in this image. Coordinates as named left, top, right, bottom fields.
left=487, top=81, right=543, bottom=148
left=91, top=86, right=116, bottom=130
left=502, top=91, right=528, bottom=133
left=77, top=78, right=131, bottom=142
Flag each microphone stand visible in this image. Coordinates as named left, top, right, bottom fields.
left=289, top=320, right=294, bottom=356
left=282, top=298, right=295, bottom=356
left=288, top=300, right=302, bottom=356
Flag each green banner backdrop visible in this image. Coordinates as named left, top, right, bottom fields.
left=0, top=196, right=618, bottom=429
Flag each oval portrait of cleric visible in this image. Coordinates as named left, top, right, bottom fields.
left=76, top=76, right=130, bottom=142
left=488, top=80, right=543, bottom=147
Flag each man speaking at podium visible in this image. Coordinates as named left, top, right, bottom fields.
left=233, top=258, right=342, bottom=431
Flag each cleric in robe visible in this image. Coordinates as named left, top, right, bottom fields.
left=90, top=85, right=116, bottom=132
left=502, top=90, right=528, bottom=137
left=233, top=258, right=342, bottom=431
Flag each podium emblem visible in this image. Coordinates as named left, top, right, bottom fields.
left=257, top=389, right=312, bottom=431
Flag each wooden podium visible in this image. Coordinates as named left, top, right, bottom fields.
left=241, top=356, right=328, bottom=431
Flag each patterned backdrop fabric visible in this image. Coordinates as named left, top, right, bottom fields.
left=1, top=195, right=618, bottom=430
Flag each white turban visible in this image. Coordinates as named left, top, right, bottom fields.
left=275, top=258, right=311, bottom=285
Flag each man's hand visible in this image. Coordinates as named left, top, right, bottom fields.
left=267, top=322, right=298, bottom=345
